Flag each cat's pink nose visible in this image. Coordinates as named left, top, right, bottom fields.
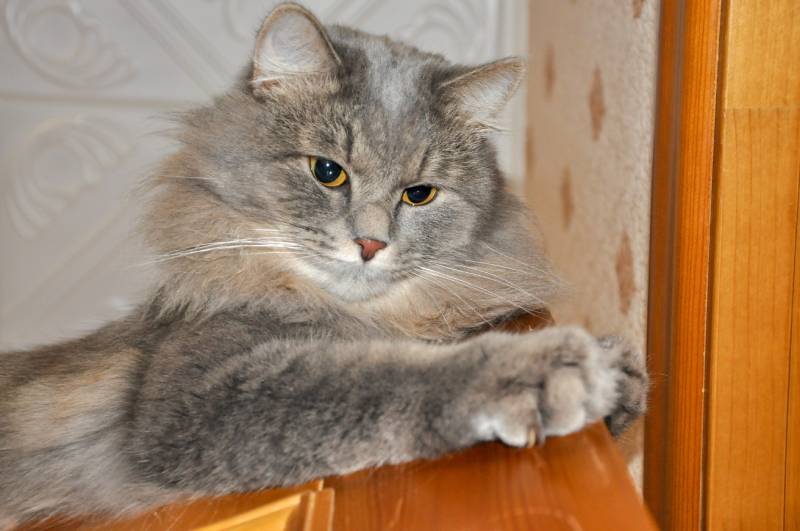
left=354, top=238, right=387, bottom=262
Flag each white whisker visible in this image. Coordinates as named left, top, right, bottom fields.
left=404, top=272, right=454, bottom=335
left=158, top=175, right=217, bottom=182
left=411, top=270, right=492, bottom=328
left=418, top=266, right=538, bottom=318
left=141, top=237, right=306, bottom=265
left=429, top=260, right=546, bottom=306
left=454, top=258, right=537, bottom=277
left=480, top=243, right=551, bottom=276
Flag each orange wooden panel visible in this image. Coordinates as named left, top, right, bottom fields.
left=194, top=493, right=307, bottom=531
left=707, top=108, right=799, bottom=530
left=301, top=489, right=334, bottom=531
left=498, top=308, right=554, bottom=333
left=194, top=488, right=333, bottom=531
left=644, top=0, right=722, bottom=528
left=787, top=222, right=800, bottom=531
left=326, top=422, right=656, bottom=531
left=722, top=1, right=800, bottom=110
left=16, top=482, right=324, bottom=531
left=706, top=1, right=800, bottom=529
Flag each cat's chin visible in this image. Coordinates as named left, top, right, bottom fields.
left=290, top=259, right=397, bottom=303
left=321, top=281, right=393, bottom=303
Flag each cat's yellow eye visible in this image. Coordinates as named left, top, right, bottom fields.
left=402, top=185, right=438, bottom=206
left=309, top=157, right=348, bottom=187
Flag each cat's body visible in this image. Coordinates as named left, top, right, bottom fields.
left=0, top=4, right=647, bottom=524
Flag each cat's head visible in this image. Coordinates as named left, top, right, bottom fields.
left=145, top=3, right=554, bottom=321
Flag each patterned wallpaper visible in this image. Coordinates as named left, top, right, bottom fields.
left=525, top=0, right=660, bottom=482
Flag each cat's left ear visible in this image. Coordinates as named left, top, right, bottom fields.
left=251, top=3, right=340, bottom=92
left=438, top=57, right=525, bottom=127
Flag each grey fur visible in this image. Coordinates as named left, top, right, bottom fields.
left=0, top=3, right=647, bottom=524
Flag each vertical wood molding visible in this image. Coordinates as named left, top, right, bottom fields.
left=647, top=0, right=800, bottom=528
left=706, top=1, right=800, bottom=528
left=644, top=0, right=722, bottom=528
left=787, top=219, right=800, bottom=531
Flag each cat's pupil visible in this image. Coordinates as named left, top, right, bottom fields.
left=314, top=158, right=343, bottom=183
left=406, top=185, right=432, bottom=203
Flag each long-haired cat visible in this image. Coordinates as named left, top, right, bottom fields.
left=0, top=3, right=647, bottom=524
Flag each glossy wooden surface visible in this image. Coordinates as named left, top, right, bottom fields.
left=17, top=482, right=326, bottom=531
left=706, top=1, right=800, bottom=528
left=326, top=422, right=656, bottom=531
left=787, top=227, right=800, bottom=531
left=195, top=488, right=334, bottom=531
left=644, top=0, right=722, bottom=528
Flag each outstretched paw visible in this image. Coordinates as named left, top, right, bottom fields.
left=459, top=327, right=648, bottom=447
left=598, top=336, right=648, bottom=437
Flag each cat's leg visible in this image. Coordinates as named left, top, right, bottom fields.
left=129, top=326, right=647, bottom=495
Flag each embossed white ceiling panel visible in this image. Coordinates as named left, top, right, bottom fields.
left=0, top=0, right=527, bottom=350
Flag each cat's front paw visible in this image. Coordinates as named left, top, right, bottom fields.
left=597, top=335, right=648, bottom=437
left=450, top=327, right=647, bottom=447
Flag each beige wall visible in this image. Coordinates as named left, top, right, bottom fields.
left=525, top=0, right=660, bottom=479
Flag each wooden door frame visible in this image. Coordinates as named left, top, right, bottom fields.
left=643, top=0, right=722, bottom=528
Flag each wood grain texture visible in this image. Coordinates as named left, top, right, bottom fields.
left=302, top=489, right=335, bottom=531
left=708, top=108, right=799, bottom=529
left=194, top=493, right=306, bottom=531
left=326, top=422, right=656, bottom=531
left=497, top=308, right=554, bottom=334
left=644, top=0, right=722, bottom=528
left=706, top=1, right=800, bottom=529
left=16, top=482, right=325, bottom=531
left=787, top=220, right=800, bottom=531
left=194, top=489, right=334, bottom=531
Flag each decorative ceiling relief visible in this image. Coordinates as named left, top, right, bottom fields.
left=394, top=1, right=490, bottom=64
left=213, top=0, right=492, bottom=65
left=216, top=0, right=273, bottom=42
left=215, top=0, right=376, bottom=44
left=4, top=117, right=132, bottom=240
left=0, top=0, right=525, bottom=350
left=4, top=0, right=135, bottom=88
left=121, top=0, right=231, bottom=95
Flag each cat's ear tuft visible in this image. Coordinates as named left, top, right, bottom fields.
left=251, top=3, right=340, bottom=92
left=438, top=57, right=525, bottom=127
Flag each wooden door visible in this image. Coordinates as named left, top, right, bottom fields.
left=644, top=0, right=800, bottom=529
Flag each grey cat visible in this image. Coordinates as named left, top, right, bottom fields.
left=0, top=3, right=647, bottom=525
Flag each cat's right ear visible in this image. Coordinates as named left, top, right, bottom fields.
left=251, top=3, right=340, bottom=93
left=437, top=57, right=525, bottom=129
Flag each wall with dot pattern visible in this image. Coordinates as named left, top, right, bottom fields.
left=525, top=0, right=661, bottom=483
